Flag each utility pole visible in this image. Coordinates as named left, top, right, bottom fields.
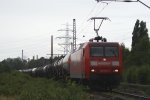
left=57, top=23, right=72, bottom=55
left=36, top=55, right=38, bottom=60
left=51, top=35, right=53, bottom=65
left=72, top=19, right=77, bottom=52
left=47, top=35, right=65, bottom=60
left=21, top=49, right=23, bottom=61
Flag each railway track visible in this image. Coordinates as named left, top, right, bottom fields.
left=118, top=83, right=150, bottom=97
left=90, top=89, right=150, bottom=100
left=112, top=90, right=150, bottom=100
left=120, top=83, right=150, bottom=89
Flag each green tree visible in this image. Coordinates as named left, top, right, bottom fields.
left=132, top=19, right=140, bottom=51
left=0, top=62, right=10, bottom=73
left=1, top=58, right=26, bottom=70
left=121, top=43, right=130, bottom=67
left=131, top=20, right=150, bottom=66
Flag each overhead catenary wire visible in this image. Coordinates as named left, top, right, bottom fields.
left=78, top=3, right=100, bottom=35
left=95, top=1, right=112, bottom=17
left=78, top=2, right=110, bottom=37
left=95, top=0, right=150, bottom=9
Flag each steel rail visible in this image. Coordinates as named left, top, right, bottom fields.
left=120, top=83, right=150, bottom=88
left=112, top=90, right=150, bottom=100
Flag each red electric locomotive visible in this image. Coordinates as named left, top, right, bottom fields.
left=63, top=41, right=123, bottom=89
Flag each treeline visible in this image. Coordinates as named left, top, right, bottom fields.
left=122, top=19, right=150, bottom=85
left=0, top=56, right=62, bottom=73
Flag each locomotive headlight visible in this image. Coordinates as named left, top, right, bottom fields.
left=91, top=69, right=95, bottom=72
left=113, top=69, right=119, bottom=72
left=90, top=61, right=97, bottom=66
left=112, top=61, right=119, bottom=66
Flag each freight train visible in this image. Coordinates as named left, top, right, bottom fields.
left=20, top=37, right=123, bottom=89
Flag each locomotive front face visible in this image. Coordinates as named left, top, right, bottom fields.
left=90, top=45, right=120, bottom=73
left=90, top=44, right=120, bottom=74
left=83, top=42, right=123, bottom=87
left=86, top=43, right=122, bottom=80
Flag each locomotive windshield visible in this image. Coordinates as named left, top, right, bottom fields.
left=90, top=46, right=118, bottom=57
left=105, top=47, right=118, bottom=57
left=90, top=47, right=103, bottom=56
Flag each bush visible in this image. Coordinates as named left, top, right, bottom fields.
left=0, top=63, right=11, bottom=73
left=137, top=65, right=150, bottom=84
left=0, top=71, right=31, bottom=95
left=124, top=66, right=138, bottom=83
left=19, top=79, right=89, bottom=100
left=123, top=65, right=150, bottom=84
left=0, top=72, right=90, bottom=100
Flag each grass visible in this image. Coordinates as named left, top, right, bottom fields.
left=0, top=71, right=90, bottom=100
left=0, top=95, right=17, bottom=100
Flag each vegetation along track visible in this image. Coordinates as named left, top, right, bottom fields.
left=118, top=83, right=150, bottom=97
left=89, top=89, right=150, bottom=100
left=120, top=83, right=150, bottom=90
left=112, top=90, right=150, bottom=100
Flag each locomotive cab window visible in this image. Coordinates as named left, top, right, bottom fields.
left=90, top=47, right=103, bottom=57
left=105, top=47, right=118, bottom=57
left=90, top=46, right=119, bottom=57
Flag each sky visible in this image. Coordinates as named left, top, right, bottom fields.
left=0, top=0, right=150, bottom=61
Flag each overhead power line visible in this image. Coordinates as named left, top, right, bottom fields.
left=95, top=0, right=150, bottom=9
left=78, top=3, right=99, bottom=35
